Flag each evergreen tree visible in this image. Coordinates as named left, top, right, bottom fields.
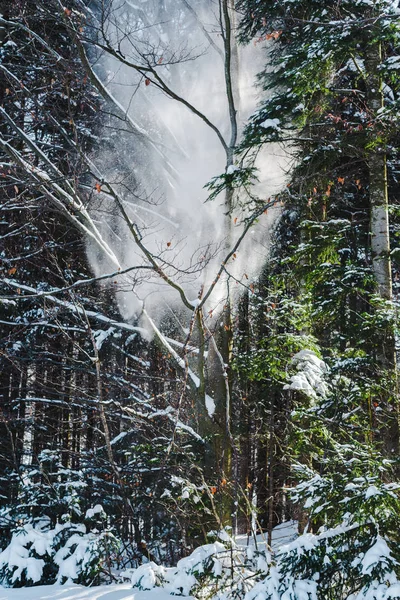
left=237, top=0, right=400, bottom=442
left=230, top=0, right=400, bottom=595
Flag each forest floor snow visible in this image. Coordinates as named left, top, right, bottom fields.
left=0, top=521, right=299, bottom=600
left=235, top=519, right=298, bottom=551
left=0, top=585, right=186, bottom=600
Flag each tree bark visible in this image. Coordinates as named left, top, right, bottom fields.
left=366, top=42, right=392, bottom=304
left=365, top=38, right=398, bottom=454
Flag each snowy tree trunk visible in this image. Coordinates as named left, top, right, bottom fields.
left=366, top=43, right=392, bottom=303
left=366, top=40, right=398, bottom=454
left=205, top=0, right=241, bottom=527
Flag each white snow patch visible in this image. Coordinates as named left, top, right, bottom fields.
left=284, top=350, right=329, bottom=399
left=0, top=585, right=191, bottom=600
left=365, top=485, right=381, bottom=499
left=205, top=394, right=216, bottom=417
left=110, top=432, right=128, bottom=446
left=235, top=520, right=298, bottom=551
left=260, top=118, right=280, bottom=130
left=85, top=505, right=105, bottom=519
left=361, top=535, right=392, bottom=575
left=93, top=327, right=115, bottom=350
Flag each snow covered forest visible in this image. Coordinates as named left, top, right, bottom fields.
left=1, top=0, right=400, bottom=598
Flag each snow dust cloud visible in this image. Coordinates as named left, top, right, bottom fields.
left=86, top=0, right=287, bottom=331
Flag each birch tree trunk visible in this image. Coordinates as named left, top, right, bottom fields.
left=366, top=42, right=392, bottom=305
left=365, top=38, right=398, bottom=453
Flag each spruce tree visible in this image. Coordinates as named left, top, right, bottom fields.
left=237, top=0, right=400, bottom=441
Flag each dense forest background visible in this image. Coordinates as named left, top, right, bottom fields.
left=1, top=0, right=400, bottom=598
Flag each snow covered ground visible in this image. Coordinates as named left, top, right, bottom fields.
left=0, top=522, right=298, bottom=600
left=234, top=520, right=298, bottom=551
left=0, top=585, right=191, bottom=600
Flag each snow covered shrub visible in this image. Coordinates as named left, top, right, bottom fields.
left=160, top=475, right=228, bottom=550
left=53, top=518, right=120, bottom=585
left=130, top=534, right=262, bottom=598
left=131, top=542, right=230, bottom=595
left=246, top=449, right=400, bottom=600
left=0, top=508, right=120, bottom=587
left=239, top=345, right=400, bottom=600
left=7, top=450, right=88, bottom=529
left=0, top=519, right=56, bottom=587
